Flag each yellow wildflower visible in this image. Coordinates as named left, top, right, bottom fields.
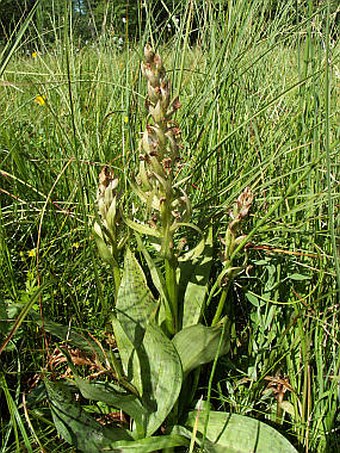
left=32, top=51, right=38, bottom=58
left=34, top=95, right=46, bottom=106
left=124, top=116, right=129, bottom=124
left=72, top=242, right=80, bottom=249
left=28, top=249, right=36, bottom=258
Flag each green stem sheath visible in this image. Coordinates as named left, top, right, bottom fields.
left=165, top=257, right=178, bottom=335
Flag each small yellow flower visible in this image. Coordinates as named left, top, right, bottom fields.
left=28, top=249, right=36, bottom=258
left=32, top=51, right=38, bottom=58
left=34, top=95, right=46, bottom=106
left=72, top=242, right=80, bottom=249
left=124, top=116, right=129, bottom=124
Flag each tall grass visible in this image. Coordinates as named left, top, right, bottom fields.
left=0, top=0, right=339, bottom=451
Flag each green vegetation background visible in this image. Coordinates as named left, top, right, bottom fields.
left=0, top=0, right=339, bottom=451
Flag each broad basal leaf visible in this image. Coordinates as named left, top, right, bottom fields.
left=173, top=319, right=230, bottom=375
left=134, top=233, right=174, bottom=335
left=111, top=316, right=142, bottom=393
left=45, top=380, right=133, bottom=453
left=185, top=410, right=298, bottom=453
left=116, top=249, right=158, bottom=347
left=74, top=378, right=147, bottom=437
left=96, top=433, right=189, bottom=452
left=141, top=322, right=183, bottom=436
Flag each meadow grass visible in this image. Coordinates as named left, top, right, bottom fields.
left=0, top=1, right=339, bottom=451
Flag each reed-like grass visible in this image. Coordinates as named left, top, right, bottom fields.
left=0, top=0, right=339, bottom=451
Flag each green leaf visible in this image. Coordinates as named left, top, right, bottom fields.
left=100, top=433, right=189, bottom=452
left=0, top=373, right=32, bottom=452
left=180, top=227, right=213, bottom=327
left=111, top=316, right=143, bottom=393
left=45, top=380, right=133, bottom=453
left=116, top=249, right=158, bottom=347
left=141, top=322, right=183, bottom=436
left=0, top=0, right=40, bottom=78
left=45, top=380, right=188, bottom=452
left=185, top=410, right=298, bottom=453
left=287, top=273, right=310, bottom=281
left=74, top=378, right=147, bottom=436
left=135, top=233, right=173, bottom=333
left=93, top=221, right=118, bottom=265
left=135, top=233, right=168, bottom=304
left=172, top=320, right=230, bottom=375
left=112, top=321, right=183, bottom=437
left=245, top=291, right=264, bottom=308
left=93, top=229, right=116, bottom=264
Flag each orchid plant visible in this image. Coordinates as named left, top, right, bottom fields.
left=44, top=46, right=298, bottom=453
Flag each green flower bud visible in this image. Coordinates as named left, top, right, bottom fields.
left=149, top=100, right=165, bottom=124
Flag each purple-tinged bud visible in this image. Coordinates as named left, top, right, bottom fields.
left=236, top=187, right=253, bottom=219
left=98, top=166, right=115, bottom=195
left=172, top=97, right=181, bottom=111
left=162, top=157, right=173, bottom=174
left=142, top=63, right=159, bottom=87
left=149, top=124, right=166, bottom=147
left=144, top=43, right=155, bottom=63
left=148, top=84, right=161, bottom=103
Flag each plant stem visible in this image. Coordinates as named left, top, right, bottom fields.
left=165, top=257, right=178, bottom=335
left=211, top=279, right=232, bottom=326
